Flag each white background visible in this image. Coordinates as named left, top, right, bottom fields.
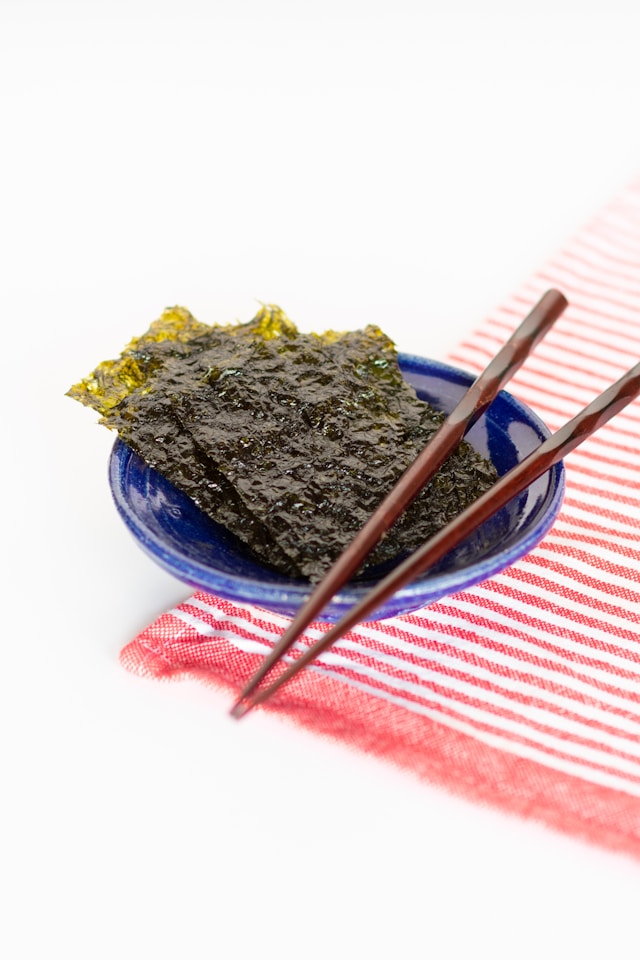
left=3, top=2, right=640, bottom=958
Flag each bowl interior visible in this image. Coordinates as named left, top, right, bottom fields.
left=108, top=354, right=565, bottom=621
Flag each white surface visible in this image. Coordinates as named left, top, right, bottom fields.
left=3, top=2, right=640, bottom=958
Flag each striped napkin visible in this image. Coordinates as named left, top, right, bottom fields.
left=121, top=178, right=640, bottom=858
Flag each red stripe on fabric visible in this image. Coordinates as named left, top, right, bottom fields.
left=557, top=503, right=640, bottom=537
left=499, top=302, right=640, bottom=367
left=573, top=231, right=640, bottom=269
left=133, top=607, right=640, bottom=788
left=561, top=463, right=640, bottom=495
left=167, top=597, right=640, bottom=763
left=179, top=600, right=281, bottom=639
left=521, top=276, right=640, bottom=323
left=465, top=325, right=640, bottom=385
left=160, top=596, right=640, bottom=763
left=560, top=245, right=640, bottom=287
left=530, top=271, right=640, bottom=320
left=121, top=627, right=640, bottom=857
left=490, top=569, right=640, bottom=649
left=563, top=476, right=640, bottom=510
left=332, top=629, right=640, bottom=745
left=405, top=600, right=640, bottom=683
left=506, top=362, right=625, bottom=402
left=454, top=344, right=621, bottom=398
left=456, top=362, right=602, bottom=414
left=182, top=595, right=289, bottom=636
left=574, top=233, right=640, bottom=271
left=476, top=338, right=631, bottom=388
left=514, top=554, right=640, bottom=608
left=585, top=224, right=640, bottom=258
left=446, top=352, right=485, bottom=374
left=543, top=528, right=640, bottom=564
left=309, top=653, right=640, bottom=786
left=566, top=448, right=640, bottom=479
left=546, top=530, right=640, bottom=567
left=425, top=598, right=640, bottom=684
left=496, top=306, right=637, bottom=360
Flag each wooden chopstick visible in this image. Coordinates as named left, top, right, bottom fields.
left=230, top=289, right=568, bottom=717
left=232, top=357, right=640, bottom=717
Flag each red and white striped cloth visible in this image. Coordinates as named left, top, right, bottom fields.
left=122, top=178, right=640, bottom=858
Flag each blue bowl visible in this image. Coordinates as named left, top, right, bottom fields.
left=108, top=354, right=565, bottom=621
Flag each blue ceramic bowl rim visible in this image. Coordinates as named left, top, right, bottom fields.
left=108, top=353, right=565, bottom=621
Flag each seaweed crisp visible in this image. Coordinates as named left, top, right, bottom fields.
left=68, top=304, right=498, bottom=582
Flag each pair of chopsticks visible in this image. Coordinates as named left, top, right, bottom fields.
left=231, top=289, right=640, bottom=718
left=230, top=289, right=567, bottom=717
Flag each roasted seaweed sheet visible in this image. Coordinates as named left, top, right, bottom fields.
left=68, top=305, right=498, bottom=581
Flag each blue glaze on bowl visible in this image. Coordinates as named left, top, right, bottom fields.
left=108, top=354, right=565, bottom=621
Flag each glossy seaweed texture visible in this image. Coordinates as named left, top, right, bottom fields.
left=108, top=355, right=565, bottom=622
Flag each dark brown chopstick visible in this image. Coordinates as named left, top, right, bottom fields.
left=230, top=289, right=568, bottom=717
left=233, top=357, right=640, bottom=717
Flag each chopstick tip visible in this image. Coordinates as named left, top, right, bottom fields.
left=229, top=698, right=252, bottom=720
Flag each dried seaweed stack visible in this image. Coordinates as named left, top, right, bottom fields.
left=68, top=305, right=497, bottom=581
